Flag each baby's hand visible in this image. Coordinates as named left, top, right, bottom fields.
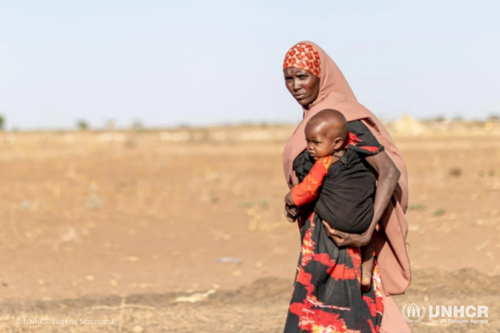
left=284, top=192, right=297, bottom=223
left=284, top=191, right=295, bottom=206
left=284, top=203, right=297, bottom=222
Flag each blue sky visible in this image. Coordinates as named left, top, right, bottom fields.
left=1, top=0, right=499, bottom=130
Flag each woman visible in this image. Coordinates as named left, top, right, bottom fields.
left=282, top=42, right=412, bottom=333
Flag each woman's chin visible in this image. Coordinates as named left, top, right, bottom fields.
left=296, top=98, right=312, bottom=108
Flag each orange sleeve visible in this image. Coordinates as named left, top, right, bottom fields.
left=291, top=156, right=334, bottom=206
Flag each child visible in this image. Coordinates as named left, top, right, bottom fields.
left=284, top=109, right=377, bottom=292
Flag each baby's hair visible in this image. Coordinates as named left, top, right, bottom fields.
left=307, top=109, right=348, bottom=143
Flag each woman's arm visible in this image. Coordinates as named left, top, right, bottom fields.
left=364, top=151, right=401, bottom=234
left=323, top=151, right=400, bottom=247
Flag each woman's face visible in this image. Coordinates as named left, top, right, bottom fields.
left=284, top=68, right=320, bottom=109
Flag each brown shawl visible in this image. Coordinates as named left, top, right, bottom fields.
left=282, top=41, right=411, bottom=296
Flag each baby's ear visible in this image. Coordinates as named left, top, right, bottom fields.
left=334, top=137, right=344, bottom=149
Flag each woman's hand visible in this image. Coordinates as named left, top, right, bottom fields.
left=322, top=221, right=372, bottom=247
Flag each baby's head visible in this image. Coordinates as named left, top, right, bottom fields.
left=304, top=109, right=348, bottom=160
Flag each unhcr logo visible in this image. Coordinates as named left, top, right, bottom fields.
left=401, top=304, right=489, bottom=325
left=401, top=303, right=426, bottom=323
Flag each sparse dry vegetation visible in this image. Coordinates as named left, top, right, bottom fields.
left=0, top=121, right=500, bottom=332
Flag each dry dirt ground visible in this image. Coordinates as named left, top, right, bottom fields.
left=0, top=133, right=499, bottom=332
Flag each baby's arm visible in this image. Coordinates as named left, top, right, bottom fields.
left=289, top=156, right=335, bottom=206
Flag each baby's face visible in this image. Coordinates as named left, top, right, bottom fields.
left=304, top=123, right=339, bottom=160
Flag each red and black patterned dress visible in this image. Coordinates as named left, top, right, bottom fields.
left=283, top=120, right=385, bottom=333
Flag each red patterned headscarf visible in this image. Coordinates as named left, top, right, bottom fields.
left=283, top=42, right=321, bottom=78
